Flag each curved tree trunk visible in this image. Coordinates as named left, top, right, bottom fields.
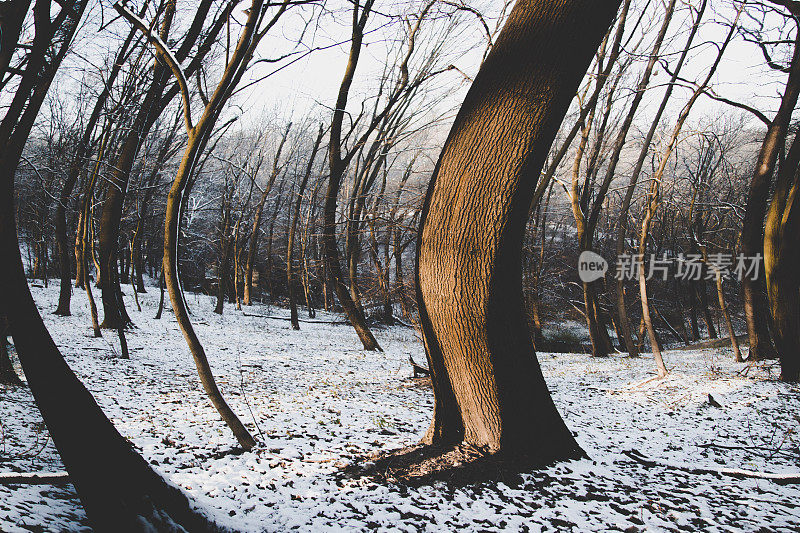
left=416, top=0, right=619, bottom=456
left=165, top=143, right=256, bottom=450
left=741, top=32, right=800, bottom=361
left=0, top=1, right=218, bottom=526
left=120, top=0, right=270, bottom=450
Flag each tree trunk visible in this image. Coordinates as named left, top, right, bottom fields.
left=614, top=0, right=703, bottom=359
left=214, top=227, right=232, bottom=315
left=687, top=280, right=700, bottom=341
left=741, top=33, right=800, bottom=361
left=765, top=130, right=800, bottom=380
left=243, top=124, right=290, bottom=306
left=155, top=267, right=166, bottom=319
left=324, top=0, right=382, bottom=351
left=696, top=279, right=718, bottom=339
left=711, top=260, right=742, bottom=362
left=416, top=0, right=619, bottom=456
left=288, top=126, right=323, bottom=329
left=74, top=208, right=85, bottom=289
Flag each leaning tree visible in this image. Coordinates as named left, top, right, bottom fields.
left=0, top=0, right=218, bottom=529
left=415, top=0, right=621, bottom=458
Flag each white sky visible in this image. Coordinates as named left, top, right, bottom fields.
left=44, top=0, right=797, bottom=162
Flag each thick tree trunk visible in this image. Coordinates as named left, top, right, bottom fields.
left=741, top=34, right=800, bottom=361
left=765, top=131, right=800, bottom=380
left=416, top=0, right=619, bottom=456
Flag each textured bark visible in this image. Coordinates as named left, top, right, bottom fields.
left=416, top=0, right=619, bottom=455
left=741, top=32, right=800, bottom=361
left=765, top=130, right=800, bottom=380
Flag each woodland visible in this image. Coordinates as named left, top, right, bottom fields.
left=1, top=0, right=799, bottom=530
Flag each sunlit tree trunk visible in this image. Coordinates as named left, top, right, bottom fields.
left=416, top=0, right=619, bottom=455
left=741, top=30, right=800, bottom=361
left=765, top=130, right=800, bottom=380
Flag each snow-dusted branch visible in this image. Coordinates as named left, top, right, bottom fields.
left=624, top=449, right=800, bottom=485
left=112, top=1, right=194, bottom=134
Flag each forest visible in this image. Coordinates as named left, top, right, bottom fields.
left=1, top=0, right=799, bottom=530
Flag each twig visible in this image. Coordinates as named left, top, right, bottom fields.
left=0, top=472, right=70, bottom=485
left=623, top=448, right=800, bottom=485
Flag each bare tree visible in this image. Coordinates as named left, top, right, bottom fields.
left=416, top=0, right=620, bottom=456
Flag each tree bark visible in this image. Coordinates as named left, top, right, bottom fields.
left=741, top=32, right=800, bottom=361
left=416, top=0, right=619, bottom=456
left=765, top=129, right=800, bottom=380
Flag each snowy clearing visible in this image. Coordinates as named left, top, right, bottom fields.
left=1, top=283, right=799, bottom=532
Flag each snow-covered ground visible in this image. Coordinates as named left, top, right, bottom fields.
left=1, top=282, right=799, bottom=532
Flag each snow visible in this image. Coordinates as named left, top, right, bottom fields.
left=1, top=282, right=799, bottom=531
